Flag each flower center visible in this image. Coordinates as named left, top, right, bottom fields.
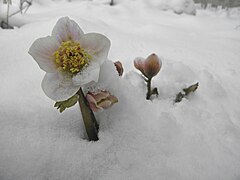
left=54, top=41, right=92, bottom=74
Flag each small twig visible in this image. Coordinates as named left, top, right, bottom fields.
left=110, top=0, right=114, bottom=6
left=6, top=0, right=10, bottom=27
left=24, top=1, right=32, bottom=14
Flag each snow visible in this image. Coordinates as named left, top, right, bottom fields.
left=145, top=0, right=196, bottom=15
left=1, top=0, right=240, bottom=180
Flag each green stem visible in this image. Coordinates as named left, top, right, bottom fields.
left=77, top=88, right=99, bottom=141
left=146, top=77, right=152, bottom=100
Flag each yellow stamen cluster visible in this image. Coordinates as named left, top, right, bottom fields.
left=54, top=41, right=92, bottom=74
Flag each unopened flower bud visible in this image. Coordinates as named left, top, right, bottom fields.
left=144, top=53, right=161, bottom=78
left=114, top=61, right=124, bottom=76
left=134, top=53, right=162, bottom=79
left=86, top=91, right=118, bottom=112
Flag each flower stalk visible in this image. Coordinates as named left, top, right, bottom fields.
left=146, top=77, right=158, bottom=100
left=77, top=88, right=99, bottom=141
left=146, top=77, right=152, bottom=100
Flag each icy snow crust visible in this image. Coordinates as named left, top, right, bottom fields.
left=1, top=1, right=240, bottom=180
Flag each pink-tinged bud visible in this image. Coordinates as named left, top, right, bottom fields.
left=134, top=53, right=162, bottom=79
left=144, top=53, right=161, bottom=78
left=86, top=91, right=118, bottom=112
left=134, top=57, right=147, bottom=77
left=114, top=61, right=124, bottom=76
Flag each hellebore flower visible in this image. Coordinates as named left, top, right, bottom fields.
left=29, top=17, right=111, bottom=101
left=86, top=91, right=118, bottom=112
left=114, top=61, right=124, bottom=76
left=134, top=53, right=161, bottom=79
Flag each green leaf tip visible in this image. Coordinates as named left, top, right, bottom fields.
left=175, top=82, right=199, bottom=103
left=183, top=82, right=199, bottom=96
left=54, top=94, right=79, bottom=113
left=175, top=92, right=185, bottom=103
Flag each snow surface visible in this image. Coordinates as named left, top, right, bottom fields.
left=1, top=0, right=240, bottom=180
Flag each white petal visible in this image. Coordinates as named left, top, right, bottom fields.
left=29, top=36, right=59, bottom=73
left=52, top=17, right=84, bottom=43
left=80, top=33, right=111, bottom=65
left=72, top=62, right=100, bottom=86
left=42, top=73, right=80, bottom=102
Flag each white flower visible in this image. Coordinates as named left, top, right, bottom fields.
left=29, top=17, right=111, bottom=101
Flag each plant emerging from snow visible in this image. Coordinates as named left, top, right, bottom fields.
left=175, top=82, right=199, bottom=103
left=28, top=17, right=118, bottom=141
left=134, top=53, right=162, bottom=100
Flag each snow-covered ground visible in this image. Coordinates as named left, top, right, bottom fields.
left=1, top=0, right=240, bottom=180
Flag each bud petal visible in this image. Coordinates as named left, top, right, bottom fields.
left=98, top=100, right=112, bottom=109
left=143, top=53, right=161, bottom=79
left=114, top=61, right=124, bottom=76
left=86, top=94, right=99, bottom=112
left=134, top=57, right=147, bottom=77
left=86, top=91, right=118, bottom=112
